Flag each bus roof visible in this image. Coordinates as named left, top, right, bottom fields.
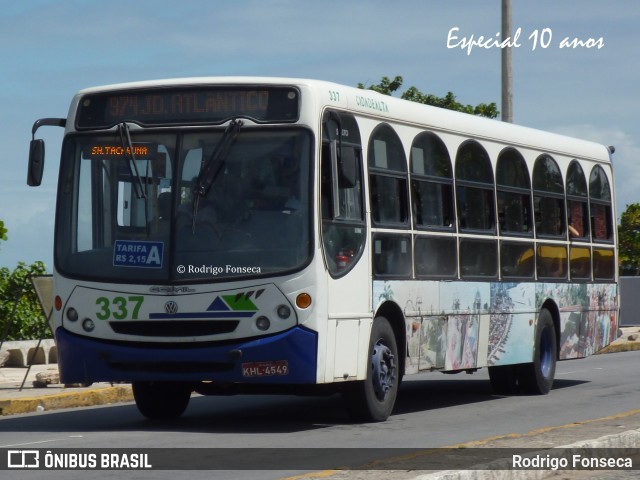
left=75, top=76, right=612, bottom=163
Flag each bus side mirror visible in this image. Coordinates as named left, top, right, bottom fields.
left=27, top=117, right=66, bottom=187
left=27, top=139, right=45, bottom=186
left=339, top=146, right=357, bottom=188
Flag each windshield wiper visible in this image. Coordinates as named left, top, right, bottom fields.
left=192, top=119, right=243, bottom=231
left=118, top=122, right=147, bottom=200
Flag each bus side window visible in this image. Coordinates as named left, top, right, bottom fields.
left=415, top=236, right=457, bottom=278
left=537, top=244, right=568, bottom=279
left=455, top=141, right=495, bottom=233
left=500, top=241, right=534, bottom=279
left=570, top=246, right=591, bottom=280
left=373, top=235, right=411, bottom=277
left=410, top=132, right=454, bottom=230
left=533, top=155, right=565, bottom=238
left=368, top=125, right=409, bottom=227
left=589, top=165, right=613, bottom=242
left=496, top=148, right=532, bottom=236
left=460, top=239, right=497, bottom=279
left=566, top=160, right=589, bottom=241
left=593, top=248, right=615, bottom=280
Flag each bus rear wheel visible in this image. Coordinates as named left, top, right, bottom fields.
left=343, top=316, right=399, bottom=422
left=518, top=309, right=557, bottom=394
left=132, top=381, right=192, bottom=420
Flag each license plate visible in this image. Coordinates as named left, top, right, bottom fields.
left=242, top=360, right=289, bottom=377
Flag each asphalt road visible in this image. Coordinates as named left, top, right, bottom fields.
left=1, top=350, right=640, bottom=480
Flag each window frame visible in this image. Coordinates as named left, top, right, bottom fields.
left=368, top=123, right=410, bottom=228
left=455, top=141, right=496, bottom=234
left=409, top=131, right=455, bottom=232
left=496, top=147, right=533, bottom=237
left=566, top=160, right=590, bottom=242
left=533, top=154, right=566, bottom=240
left=589, top=165, right=614, bottom=244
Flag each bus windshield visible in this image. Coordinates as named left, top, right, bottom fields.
left=55, top=127, right=312, bottom=283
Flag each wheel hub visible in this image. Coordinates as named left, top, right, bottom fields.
left=371, top=340, right=396, bottom=401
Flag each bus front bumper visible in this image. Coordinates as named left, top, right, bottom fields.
left=54, top=326, right=318, bottom=385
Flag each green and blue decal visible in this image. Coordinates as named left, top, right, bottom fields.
left=149, top=289, right=264, bottom=320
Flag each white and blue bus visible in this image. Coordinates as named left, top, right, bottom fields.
left=28, top=77, right=618, bottom=421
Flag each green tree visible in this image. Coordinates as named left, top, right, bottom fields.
left=0, top=261, right=47, bottom=340
left=0, top=219, right=7, bottom=244
left=358, top=75, right=499, bottom=119
left=618, top=203, right=640, bottom=275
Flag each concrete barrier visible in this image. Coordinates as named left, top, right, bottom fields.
left=0, top=276, right=57, bottom=368
left=0, top=339, right=57, bottom=367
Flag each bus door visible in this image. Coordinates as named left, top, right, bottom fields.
left=320, top=111, right=369, bottom=381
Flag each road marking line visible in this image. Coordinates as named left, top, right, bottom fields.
left=0, top=438, right=68, bottom=448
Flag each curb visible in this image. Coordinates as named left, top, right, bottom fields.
left=596, top=340, right=640, bottom=354
left=0, top=385, right=133, bottom=416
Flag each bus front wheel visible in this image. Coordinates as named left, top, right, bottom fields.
left=343, top=316, right=399, bottom=422
left=132, top=381, right=192, bottom=420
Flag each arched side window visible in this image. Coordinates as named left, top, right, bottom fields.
left=496, top=148, right=532, bottom=236
left=533, top=155, right=567, bottom=279
left=533, top=155, right=565, bottom=238
left=368, top=124, right=411, bottom=278
left=410, top=132, right=454, bottom=230
left=496, top=147, right=534, bottom=279
left=368, top=124, right=409, bottom=227
left=455, top=141, right=497, bottom=279
left=410, top=131, right=457, bottom=279
left=566, top=160, right=591, bottom=281
left=455, top=141, right=494, bottom=232
left=590, top=165, right=615, bottom=281
left=566, top=161, right=590, bottom=241
left=589, top=165, right=613, bottom=242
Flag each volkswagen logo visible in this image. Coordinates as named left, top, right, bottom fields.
left=164, top=301, right=178, bottom=315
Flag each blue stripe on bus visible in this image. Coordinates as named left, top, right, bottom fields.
left=148, top=311, right=256, bottom=319
left=55, top=326, right=318, bottom=385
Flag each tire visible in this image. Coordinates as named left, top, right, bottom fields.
left=132, top=381, right=192, bottom=420
left=488, top=365, right=518, bottom=395
left=518, top=309, right=557, bottom=394
left=343, top=316, right=399, bottom=422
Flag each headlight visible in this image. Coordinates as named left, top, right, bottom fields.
left=255, top=316, right=271, bottom=331
left=82, top=318, right=96, bottom=332
left=66, top=308, right=79, bottom=322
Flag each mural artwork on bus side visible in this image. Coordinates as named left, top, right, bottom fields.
left=372, top=281, right=618, bottom=375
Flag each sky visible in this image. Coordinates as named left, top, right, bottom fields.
left=1, top=0, right=639, bottom=271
